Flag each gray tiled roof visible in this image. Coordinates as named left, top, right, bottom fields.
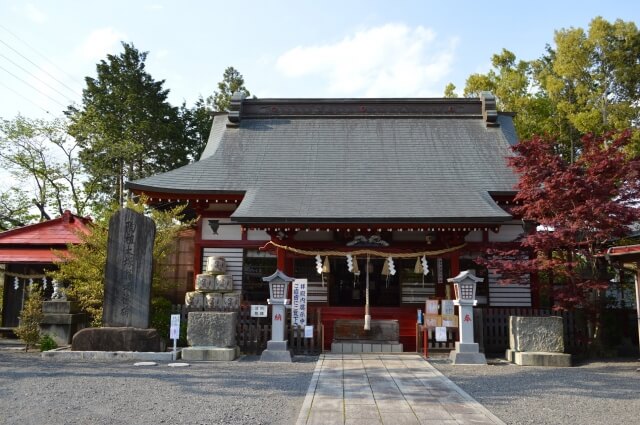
left=128, top=99, right=518, bottom=224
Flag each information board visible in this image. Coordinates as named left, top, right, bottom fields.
left=292, top=279, right=308, bottom=326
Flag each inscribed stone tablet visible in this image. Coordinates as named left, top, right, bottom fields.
left=102, top=208, right=156, bottom=328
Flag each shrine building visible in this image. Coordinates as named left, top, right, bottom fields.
left=127, top=92, right=533, bottom=350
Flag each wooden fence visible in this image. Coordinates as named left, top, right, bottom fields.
left=172, top=304, right=324, bottom=355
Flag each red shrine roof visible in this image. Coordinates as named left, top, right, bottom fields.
left=0, top=210, right=91, bottom=263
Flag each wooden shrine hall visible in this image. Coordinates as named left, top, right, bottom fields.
left=127, top=92, right=532, bottom=351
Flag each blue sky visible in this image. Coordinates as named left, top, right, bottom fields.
left=0, top=0, right=638, bottom=120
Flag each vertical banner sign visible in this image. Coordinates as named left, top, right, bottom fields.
left=437, top=258, right=443, bottom=284
left=292, top=279, right=308, bottom=327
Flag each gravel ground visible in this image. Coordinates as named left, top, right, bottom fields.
left=431, top=356, right=640, bottom=425
left=0, top=351, right=317, bottom=425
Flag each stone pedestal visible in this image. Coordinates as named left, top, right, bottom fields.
left=450, top=303, right=486, bottom=365
left=506, top=316, right=571, bottom=366
left=449, top=342, right=487, bottom=365
left=185, top=311, right=239, bottom=361
left=260, top=303, right=291, bottom=362
left=40, top=301, right=88, bottom=345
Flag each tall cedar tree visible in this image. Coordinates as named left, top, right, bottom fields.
left=481, top=130, right=640, bottom=339
left=66, top=43, right=195, bottom=208
left=207, top=66, right=250, bottom=112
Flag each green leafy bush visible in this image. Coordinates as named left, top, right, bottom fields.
left=15, top=286, right=43, bottom=351
left=39, top=334, right=58, bottom=352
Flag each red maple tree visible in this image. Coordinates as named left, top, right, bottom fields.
left=482, top=130, right=640, bottom=315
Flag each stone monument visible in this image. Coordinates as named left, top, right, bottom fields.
left=506, top=316, right=571, bottom=366
left=181, top=256, right=241, bottom=361
left=72, top=208, right=161, bottom=352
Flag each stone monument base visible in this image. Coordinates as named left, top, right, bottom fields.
left=506, top=349, right=572, bottom=367
left=260, top=340, right=292, bottom=362
left=40, top=301, right=88, bottom=345
left=71, top=327, right=162, bottom=352
left=182, top=346, right=239, bottom=361
left=449, top=342, right=487, bottom=365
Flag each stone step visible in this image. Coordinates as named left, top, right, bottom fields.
left=331, top=342, right=403, bottom=353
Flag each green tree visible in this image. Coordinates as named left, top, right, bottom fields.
left=0, top=116, right=95, bottom=225
left=534, top=17, right=640, bottom=156
left=50, top=196, right=193, bottom=326
left=179, top=97, right=212, bottom=161
left=15, top=285, right=43, bottom=351
left=207, top=66, right=250, bottom=112
left=461, top=17, right=640, bottom=158
left=443, top=83, right=458, bottom=98
left=67, top=43, right=193, bottom=207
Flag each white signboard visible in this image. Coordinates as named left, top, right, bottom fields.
left=441, top=300, right=455, bottom=316
left=435, top=326, right=447, bottom=342
left=292, top=279, right=308, bottom=327
left=304, top=325, right=314, bottom=338
left=169, top=314, right=180, bottom=340
left=251, top=305, right=268, bottom=317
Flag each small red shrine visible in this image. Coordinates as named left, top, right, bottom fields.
left=127, top=93, right=532, bottom=350
left=0, top=211, right=91, bottom=328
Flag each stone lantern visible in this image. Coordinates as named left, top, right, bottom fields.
left=260, top=270, right=294, bottom=362
left=448, top=270, right=486, bottom=365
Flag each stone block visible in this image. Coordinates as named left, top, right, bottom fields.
left=206, top=256, right=226, bottom=274
left=205, top=293, right=223, bottom=310
left=215, top=275, right=234, bottom=292
left=513, top=351, right=572, bottom=367
left=102, top=208, right=155, bottom=328
left=42, top=301, right=80, bottom=314
left=509, top=316, right=564, bottom=353
left=185, top=291, right=205, bottom=309
left=181, top=346, right=239, bottom=361
left=222, top=292, right=241, bottom=311
left=187, top=311, right=237, bottom=347
left=195, top=274, right=215, bottom=292
left=391, top=344, right=403, bottom=353
left=71, top=327, right=162, bottom=352
left=331, top=342, right=343, bottom=353
left=449, top=351, right=487, bottom=365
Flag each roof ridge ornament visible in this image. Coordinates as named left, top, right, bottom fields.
left=480, top=91, right=499, bottom=127
left=227, top=91, right=246, bottom=127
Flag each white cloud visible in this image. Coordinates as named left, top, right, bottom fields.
left=76, top=28, right=127, bottom=62
left=276, top=23, right=458, bottom=97
left=25, top=3, right=46, bottom=23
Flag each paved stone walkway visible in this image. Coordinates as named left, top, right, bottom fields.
left=295, top=354, right=505, bottom=425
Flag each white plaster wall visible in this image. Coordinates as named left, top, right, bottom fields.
left=464, top=230, right=483, bottom=242
left=201, top=217, right=242, bottom=240
left=247, top=230, right=270, bottom=241
left=488, top=224, right=523, bottom=242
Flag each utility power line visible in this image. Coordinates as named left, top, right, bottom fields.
left=0, top=63, right=68, bottom=109
left=0, top=53, right=76, bottom=104
left=0, top=38, right=81, bottom=98
left=0, top=80, right=52, bottom=115
left=0, top=23, right=83, bottom=88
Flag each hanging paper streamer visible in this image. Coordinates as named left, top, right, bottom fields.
left=387, top=257, right=396, bottom=275
left=322, top=256, right=331, bottom=273
left=414, top=257, right=423, bottom=274
left=346, top=254, right=354, bottom=272
left=421, top=255, right=429, bottom=275
left=42, top=276, right=48, bottom=291
left=315, top=255, right=323, bottom=274
left=28, top=278, right=34, bottom=291
left=14, top=276, right=19, bottom=291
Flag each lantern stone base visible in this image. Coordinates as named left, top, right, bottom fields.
left=506, top=349, right=571, bottom=367
left=260, top=340, right=292, bottom=362
left=449, top=342, right=487, bottom=365
left=182, top=346, right=239, bottom=361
